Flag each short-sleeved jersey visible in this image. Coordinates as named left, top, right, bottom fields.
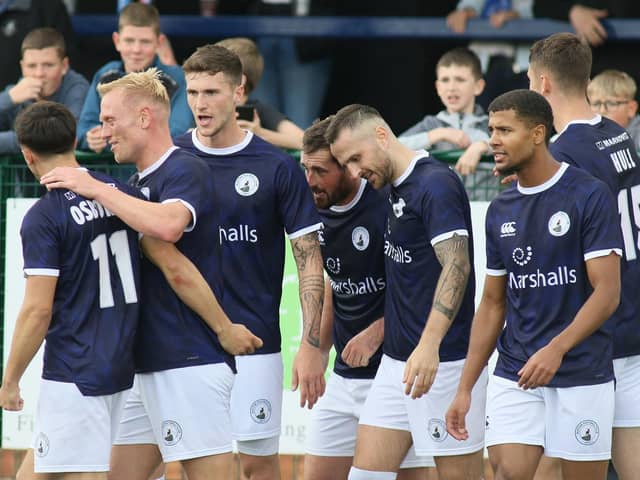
left=20, top=170, right=141, bottom=396
left=132, top=146, right=234, bottom=373
left=317, top=180, right=387, bottom=379
left=486, top=163, right=622, bottom=387
left=550, top=116, right=640, bottom=359
left=173, top=131, right=322, bottom=354
left=383, top=152, right=475, bottom=362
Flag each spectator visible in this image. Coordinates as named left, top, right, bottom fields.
left=216, top=37, right=304, bottom=150
left=76, top=2, right=192, bottom=153
left=446, top=0, right=532, bottom=109
left=399, top=47, right=494, bottom=200
left=588, top=70, right=640, bottom=151
left=0, top=0, right=75, bottom=91
left=0, top=27, right=88, bottom=154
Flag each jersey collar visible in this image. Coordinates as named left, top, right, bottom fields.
left=393, top=150, right=429, bottom=187
left=517, top=162, right=569, bottom=195
left=191, top=129, right=253, bottom=155
left=553, top=115, right=602, bottom=142
left=329, top=178, right=367, bottom=213
left=137, top=145, right=179, bottom=181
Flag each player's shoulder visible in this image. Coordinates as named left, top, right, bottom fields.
left=249, top=134, right=299, bottom=167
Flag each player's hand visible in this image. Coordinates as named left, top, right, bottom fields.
left=517, top=342, right=565, bottom=390
left=237, top=109, right=261, bottom=133
left=86, top=125, right=107, bottom=154
left=0, top=382, right=24, bottom=411
left=493, top=165, right=518, bottom=185
left=446, top=9, right=470, bottom=33
left=40, top=166, right=100, bottom=197
left=569, top=5, right=608, bottom=47
left=403, top=338, right=439, bottom=399
left=445, top=389, right=471, bottom=440
left=342, top=325, right=382, bottom=368
left=218, top=323, right=263, bottom=355
left=291, top=343, right=326, bottom=409
left=8, top=77, right=44, bottom=104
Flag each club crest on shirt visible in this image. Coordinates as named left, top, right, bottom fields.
left=575, top=419, right=599, bottom=445
left=161, top=420, right=183, bottom=446
left=250, top=399, right=272, bottom=424
left=428, top=419, right=448, bottom=442
left=352, top=226, right=370, bottom=251
left=548, top=211, right=570, bottom=237
left=392, top=198, right=406, bottom=218
left=512, top=246, right=533, bottom=266
left=35, top=432, right=49, bottom=457
left=235, top=173, right=260, bottom=196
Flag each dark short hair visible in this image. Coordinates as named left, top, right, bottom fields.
left=15, top=101, right=76, bottom=155
left=183, top=44, right=243, bottom=87
left=529, top=32, right=591, bottom=96
left=325, top=104, right=382, bottom=144
left=488, top=89, right=554, bottom=144
left=436, top=47, right=482, bottom=80
left=303, top=116, right=334, bottom=154
left=21, top=27, right=66, bottom=59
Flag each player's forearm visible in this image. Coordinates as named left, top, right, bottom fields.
left=3, top=305, right=50, bottom=385
left=319, top=276, right=334, bottom=354
left=362, top=317, right=385, bottom=347
left=424, top=234, right=471, bottom=345
left=140, top=236, right=232, bottom=335
left=292, top=232, right=325, bottom=348
left=93, top=182, right=188, bottom=242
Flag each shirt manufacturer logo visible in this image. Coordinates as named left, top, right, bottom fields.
left=500, top=221, right=516, bottom=237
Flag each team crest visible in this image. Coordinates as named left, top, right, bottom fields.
left=428, top=419, right=448, bottom=442
left=575, top=420, right=599, bottom=445
left=392, top=198, right=406, bottom=218
left=548, top=211, right=571, bottom=237
left=326, top=257, right=341, bottom=275
left=35, top=432, right=49, bottom=457
left=161, top=420, right=183, bottom=446
left=250, top=399, right=272, bottom=424
left=512, top=246, right=533, bottom=266
left=235, top=173, right=259, bottom=196
left=352, top=226, right=370, bottom=251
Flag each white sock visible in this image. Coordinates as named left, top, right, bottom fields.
left=348, top=466, right=397, bottom=479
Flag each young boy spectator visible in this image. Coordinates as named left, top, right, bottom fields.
left=215, top=37, right=304, bottom=150
left=0, top=27, right=88, bottom=154
left=588, top=69, right=640, bottom=151
left=77, top=2, right=192, bottom=153
left=399, top=47, right=493, bottom=199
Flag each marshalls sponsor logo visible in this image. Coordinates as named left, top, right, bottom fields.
left=250, top=399, right=272, bottom=424
left=35, top=433, right=49, bottom=457
left=548, top=211, right=570, bottom=237
left=352, top=226, right=370, bottom=251
left=500, top=221, right=516, bottom=237
left=162, top=420, right=183, bottom=446
left=235, top=173, right=259, bottom=196
left=512, top=246, right=533, bottom=266
left=575, top=420, right=599, bottom=446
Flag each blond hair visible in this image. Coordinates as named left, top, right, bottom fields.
left=588, top=69, right=637, bottom=100
left=97, top=68, right=170, bottom=109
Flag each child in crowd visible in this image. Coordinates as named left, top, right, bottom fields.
left=399, top=47, right=493, bottom=199
left=588, top=69, right=640, bottom=151
left=215, top=37, right=304, bottom=150
left=76, top=2, right=192, bottom=153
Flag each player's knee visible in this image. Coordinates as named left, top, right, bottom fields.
left=491, top=458, right=530, bottom=480
left=238, top=447, right=280, bottom=480
left=348, top=467, right=397, bottom=480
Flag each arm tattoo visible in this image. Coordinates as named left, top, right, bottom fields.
left=432, top=234, right=470, bottom=321
left=292, top=232, right=324, bottom=347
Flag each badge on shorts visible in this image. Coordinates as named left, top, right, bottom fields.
left=250, top=399, right=272, bottom=424
left=575, top=419, right=599, bottom=445
left=428, top=418, right=448, bottom=442
left=35, top=432, right=49, bottom=457
left=161, top=420, right=183, bottom=446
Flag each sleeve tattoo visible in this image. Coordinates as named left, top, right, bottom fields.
left=292, top=232, right=325, bottom=347
left=432, top=233, right=471, bottom=320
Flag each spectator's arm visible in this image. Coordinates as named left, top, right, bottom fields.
left=0, top=131, right=20, bottom=155
left=513, top=0, right=533, bottom=18
left=169, top=79, right=195, bottom=138
left=61, top=74, right=90, bottom=120
left=254, top=119, right=303, bottom=150
left=76, top=75, right=102, bottom=150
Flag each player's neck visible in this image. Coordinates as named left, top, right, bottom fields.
left=389, top=141, right=418, bottom=183
left=196, top=123, right=246, bottom=150
left=136, top=131, right=174, bottom=171
left=551, top=96, right=595, bottom=134
left=517, top=151, right=560, bottom=188
left=35, top=154, right=79, bottom=179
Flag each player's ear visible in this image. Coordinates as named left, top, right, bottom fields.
left=374, top=125, right=389, bottom=149
left=532, top=124, right=546, bottom=145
